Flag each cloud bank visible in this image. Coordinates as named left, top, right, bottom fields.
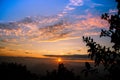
left=0, top=13, right=108, bottom=43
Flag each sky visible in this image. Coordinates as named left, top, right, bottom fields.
left=0, top=0, right=118, bottom=58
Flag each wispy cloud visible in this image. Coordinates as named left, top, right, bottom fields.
left=58, top=0, right=84, bottom=17
left=90, top=3, right=103, bottom=8
left=69, top=0, right=83, bottom=6
left=109, top=9, right=118, bottom=14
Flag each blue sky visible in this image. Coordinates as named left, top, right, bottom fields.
left=0, top=0, right=116, bottom=21
left=0, top=0, right=118, bottom=57
left=0, top=0, right=68, bottom=21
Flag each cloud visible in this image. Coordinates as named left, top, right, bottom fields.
left=28, top=21, right=78, bottom=42
left=44, top=54, right=88, bottom=59
left=0, top=46, right=44, bottom=58
left=109, top=9, right=118, bottom=14
left=0, top=13, right=109, bottom=43
left=69, top=0, right=83, bottom=6
left=58, top=0, right=83, bottom=17
left=25, top=52, right=32, bottom=54
left=0, top=39, right=9, bottom=42
left=84, top=32, right=100, bottom=36
left=90, top=3, right=103, bottom=8
left=39, top=36, right=81, bottom=42
left=0, top=0, right=112, bottom=43
left=0, top=46, right=6, bottom=49
left=70, top=14, right=109, bottom=32
left=0, top=17, right=76, bottom=42
left=0, top=22, right=20, bottom=30
left=0, top=46, right=16, bottom=51
left=77, top=49, right=81, bottom=52
left=65, top=5, right=75, bottom=11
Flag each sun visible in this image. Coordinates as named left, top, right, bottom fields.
left=57, top=58, right=62, bottom=63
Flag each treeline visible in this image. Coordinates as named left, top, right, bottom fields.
left=0, top=62, right=100, bottom=80
left=0, top=62, right=38, bottom=80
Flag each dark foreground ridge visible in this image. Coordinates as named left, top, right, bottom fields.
left=0, top=62, right=102, bottom=80
left=0, top=62, right=38, bottom=80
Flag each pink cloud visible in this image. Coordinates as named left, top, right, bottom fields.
left=72, top=15, right=109, bottom=31
left=84, top=32, right=100, bottom=36
left=0, top=14, right=109, bottom=43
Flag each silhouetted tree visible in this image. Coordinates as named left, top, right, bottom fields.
left=40, top=63, right=81, bottom=80
left=81, top=62, right=98, bottom=77
left=83, top=0, right=120, bottom=80
left=0, top=62, right=38, bottom=80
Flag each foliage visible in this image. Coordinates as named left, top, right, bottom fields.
left=0, top=62, right=38, bottom=80
left=101, top=0, right=120, bottom=51
left=83, top=0, right=120, bottom=80
left=81, top=62, right=98, bottom=77
left=40, top=63, right=81, bottom=80
left=0, top=62, right=82, bottom=80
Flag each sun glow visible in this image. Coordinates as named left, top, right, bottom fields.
left=57, top=58, right=62, bottom=63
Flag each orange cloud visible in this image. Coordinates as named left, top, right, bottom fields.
left=0, top=47, right=45, bottom=58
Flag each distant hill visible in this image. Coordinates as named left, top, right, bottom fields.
left=44, top=54, right=89, bottom=60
